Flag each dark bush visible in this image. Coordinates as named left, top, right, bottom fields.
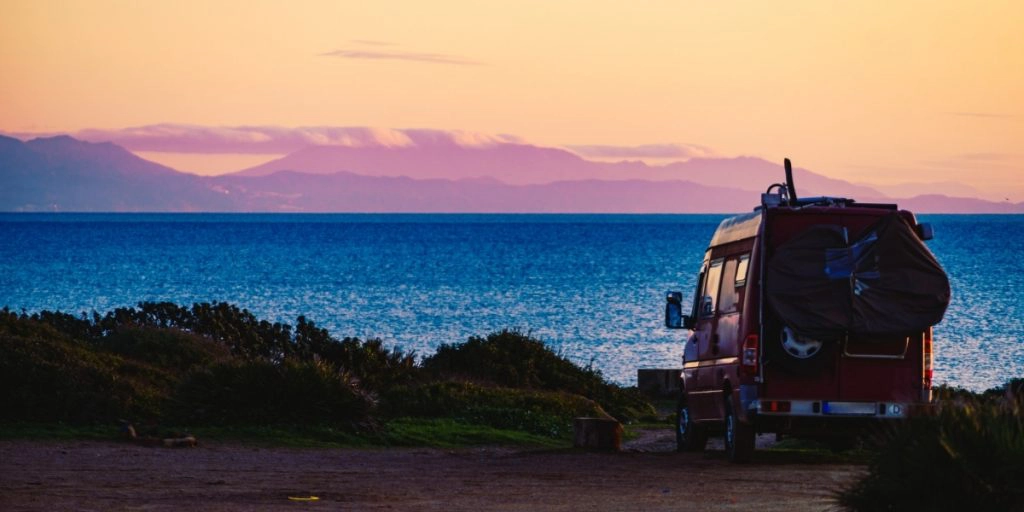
left=98, top=326, right=232, bottom=373
left=423, top=330, right=653, bottom=421
left=839, top=383, right=1024, bottom=511
left=0, top=315, right=173, bottom=422
left=316, top=337, right=419, bottom=391
left=171, top=359, right=375, bottom=427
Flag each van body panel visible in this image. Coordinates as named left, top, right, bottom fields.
left=838, top=333, right=923, bottom=402
left=714, top=313, right=741, bottom=361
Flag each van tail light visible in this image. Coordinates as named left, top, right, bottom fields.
left=922, top=329, right=933, bottom=401
left=741, top=334, right=759, bottom=376
left=762, top=400, right=791, bottom=413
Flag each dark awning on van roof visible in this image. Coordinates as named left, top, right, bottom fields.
left=766, top=213, right=950, bottom=339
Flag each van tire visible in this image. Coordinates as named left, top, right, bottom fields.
left=724, top=399, right=754, bottom=463
left=766, top=325, right=836, bottom=375
left=676, top=394, right=707, bottom=452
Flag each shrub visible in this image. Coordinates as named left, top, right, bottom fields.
left=0, top=315, right=173, bottom=422
left=98, top=326, right=232, bottom=373
left=171, top=359, right=375, bottom=427
left=838, top=383, right=1024, bottom=511
left=423, top=330, right=654, bottom=421
left=315, top=337, right=419, bottom=391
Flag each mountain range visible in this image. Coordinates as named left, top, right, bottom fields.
left=2, top=134, right=1021, bottom=213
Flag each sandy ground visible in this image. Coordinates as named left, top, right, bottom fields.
left=0, top=430, right=861, bottom=511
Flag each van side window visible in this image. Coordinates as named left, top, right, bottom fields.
left=719, top=258, right=740, bottom=313
left=735, top=254, right=750, bottom=287
left=701, top=259, right=724, bottom=317
left=691, top=268, right=706, bottom=319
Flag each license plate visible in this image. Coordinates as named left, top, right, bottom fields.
left=822, top=401, right=877, bottom=416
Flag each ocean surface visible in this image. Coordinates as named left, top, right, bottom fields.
left=1, top=213, right=1021, bottom=391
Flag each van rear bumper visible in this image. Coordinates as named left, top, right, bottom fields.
left=748, top=399, right=933, bottom=436
left=754, top=414, right=900, bottom=438
left=753, top=399, right=915, bottom=419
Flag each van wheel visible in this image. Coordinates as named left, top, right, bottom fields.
left=724, top=399, right=755, bottom=463
left=780, top=326, right=823, bottom=359
left=767, top=325, right=835, bottom=375
left=676, top=394, right=706, bottom=452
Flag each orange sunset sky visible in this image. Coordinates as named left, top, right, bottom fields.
left=2, top=0, right=1021, bottom=199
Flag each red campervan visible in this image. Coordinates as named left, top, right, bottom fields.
left=664, top=159, right=950, bottom=462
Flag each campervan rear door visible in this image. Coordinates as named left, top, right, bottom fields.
left=762, top=207, right=927, bottom=405
left=761, top=209, right=847, bottom=402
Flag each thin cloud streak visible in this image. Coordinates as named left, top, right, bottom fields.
left=320, top=49, right=483, bottom=66
left=348, top=39, right=396, bottom=46
left=566, top=143, right=716, bottom=159
left=947, top=112, right=1016, bottom=119
left=956, top=152, right=1016, bottom=162
left=61, top=124, right=523, bottom=154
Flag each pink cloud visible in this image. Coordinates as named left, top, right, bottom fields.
left=67, top=124, right=524, bottom=154
left=565, top=143, right=715, bottom=159
left=320, top=48, right=482, bottom=66
left=947, top=112, right=1016, bottom=119
left=348, top=39, right=397, bottom=46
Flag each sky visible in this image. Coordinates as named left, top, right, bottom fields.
left=1, top=0, right=1021, bottom=199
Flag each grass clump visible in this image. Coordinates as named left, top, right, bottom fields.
left=838, top=379, right=1024, bottom=511
left=383, top=381, right=606, bottom=437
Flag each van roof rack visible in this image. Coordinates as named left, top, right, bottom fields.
left=847, top=201, right=898, bottom=210
left=766, top=158, right=898, bottom=211
left=757, top=196, right=898, bottom=211
left=788, top=197, right=898, bottom=209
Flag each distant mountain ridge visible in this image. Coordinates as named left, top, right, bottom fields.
left=0, top=135, right=229, bottom=211
left=235, top=143, right=884, bottom=199
left=2, top=134, right=1021, bottom=213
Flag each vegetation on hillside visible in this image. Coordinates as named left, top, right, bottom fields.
left=0, top=303, right=651, bottom=443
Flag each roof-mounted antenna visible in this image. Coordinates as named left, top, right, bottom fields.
left=784, top=158, right=798, bottom=206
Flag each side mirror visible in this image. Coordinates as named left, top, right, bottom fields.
left=665, top=291, right=683, bottom=329
left=665, top=291, right=696, bottom=330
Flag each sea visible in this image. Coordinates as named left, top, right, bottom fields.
left=1, top=213, right=1021, bottom=392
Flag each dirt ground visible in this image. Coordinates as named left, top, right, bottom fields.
left=0, top=430, right=861, bottom=511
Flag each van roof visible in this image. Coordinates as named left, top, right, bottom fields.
left=709, top=211, right=762, bottom=248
